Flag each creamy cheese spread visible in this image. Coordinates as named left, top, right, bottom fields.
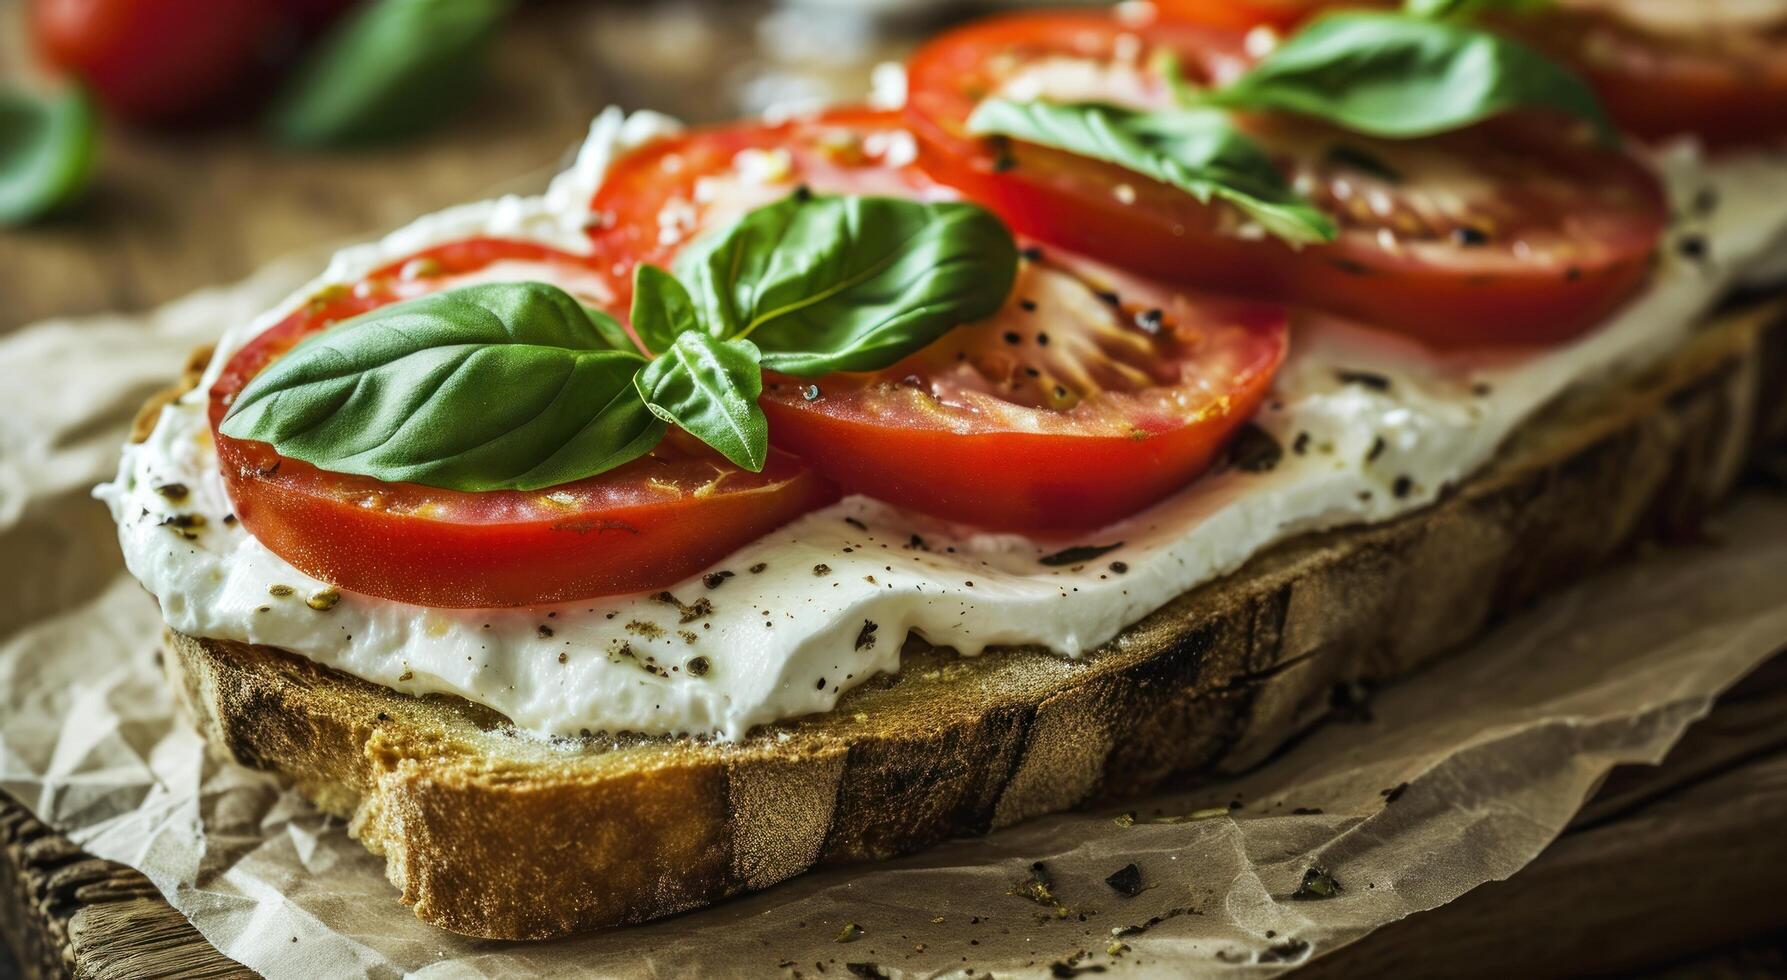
left=98, top=106, right=1787, bottom=740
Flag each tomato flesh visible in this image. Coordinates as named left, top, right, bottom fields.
left=1155, top=0, right=1787, bottom=149
left=904, top=8, right=1667, bottom=347
left=762, top=254, right=1287, bottom=529
left=588, top=109, right=1288, bottom=530
left=210, top=238, right=837, bottom=608
left=31, top=0, right=280, bottom=122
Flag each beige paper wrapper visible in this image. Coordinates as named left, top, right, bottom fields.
left=1, top=265, right=1785, bottom=979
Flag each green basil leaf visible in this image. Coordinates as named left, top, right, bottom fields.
left=220, top=281, right=663, bottom=491
left=268, top=0, right=513, bottom=148
left=1405, top=0, right=1549, bottom=19
left=0, top=87, right=97, bottom=226
left=630, top=263, right=699, bottom=355
left=968, top=98, right=1336, bottom=246
left=634, top=332, right=768, bottom=472
left=673, top=192, right=1018, bottom=376
left=1208, top=12, right=1613, bottom=143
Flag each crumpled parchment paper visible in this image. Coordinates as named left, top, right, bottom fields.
left=2, top=264, right=1785, bottom=979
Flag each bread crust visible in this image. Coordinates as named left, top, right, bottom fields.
left=161, top=303, right=1786, bottom=939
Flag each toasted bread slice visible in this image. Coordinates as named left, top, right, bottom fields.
left=158, top=302, right=1786, bottom=940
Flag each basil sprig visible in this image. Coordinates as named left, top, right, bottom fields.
left=966, top=6, right=1609, bottom=247
left=1404, top=0, right=1549, bottom=19
left=624, top=191, right=1014, bottom=467
left=967, top=99, right=1335, bottom=245
left=220, top=282, right=662, bottom=492
left=0, top=88, right=97, bottom=226
left=1206, top=12, right=1613, bottom=143
left=269, top=0, right=513, bottom=148
left=670, top=192, right=1020, bottom=374
left=223, top=191, right=1017, bottom=490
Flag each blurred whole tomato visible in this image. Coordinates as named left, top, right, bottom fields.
left=29, top=0, right=355, bottom=123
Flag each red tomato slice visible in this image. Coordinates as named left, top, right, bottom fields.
left=1514, top=4, right=1787, bottom=148
left=588, top=109, right=1288, bottom=530
left=31, top=0, right=279, bottom=122
left=904, top=8, right=1667, bottom=348
left=1155, top=0, right=1787, bottom=149
left=209, top=238, right=838, bottom=608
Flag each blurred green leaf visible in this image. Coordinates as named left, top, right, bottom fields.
left=268, top=0, right=514, bottom=148
left=0, top=87, right=97, bottom=226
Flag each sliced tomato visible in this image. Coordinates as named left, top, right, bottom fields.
left=1155, top=0, right=1787, bottom=148
left=587, top=109, right=1288, bottom=530
left=1513, top=4, right=1787, bottom=148
left=209, top=238, right=838, bottom=608
left=31, top=0, right=281, bottom=122
left=904, top=8, right=1667, bottom=348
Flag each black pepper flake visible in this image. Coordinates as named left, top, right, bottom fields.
left=651, top=591, right=714, bottom=623
left=1471, top=381, right=1493, bottom=396
left=1003, top=330, right=1022, bottom=345
left=687, top=655, right=711, bottom=677
left=1291, top=866, right=1342, bottom=900
left=1104, top=863, right=1144, bottom=897
left=749, top=562, right=768, bottom=574
left=835, top=922, right=864, bottom=943
left=1677, top=234, right=1709, bottom=263
left=1291, top=807, right=1324, bottom=815
left=813, top=563, right=832, bottom=577
left=1381, top=781, right=1410, bottom=804
left=1020, top=298, right=1038, bottom=312
left=222, top=513, right=237, bottom=525
left=1392, top=475, right=1413, bottom=498
left=1095, top=289, right=1120, bottom=307
left=802, top=383, right=822, bottom=401
left=844, top=516, right=867, bottom=531
left=703, top=570, right=735, bottom=590
left=1036, top=331, right=1050, bottom=346
left=1366, top=435, right=1386, bottom=463
left=1135, top=308, right=1164, bottom=335
left=1039, top=541, right=1123, bottom=566
left=907, top=533, right=928, bottom=551
left=1108, top=560, right=1128, bottom=575
left=1292, top=432, right=1310, bottom=455
left=855, top=620, right=878, bottom=650
left=1258, top=938, right=1311, bottom=964
left=1336, top=369, right=1391, bottom=391
left=557, top=651, right=568, bottom=664
left=1450, top=225, right=1490, bottom=247
left=153, top=482, right=189, bottom=500
left=1693, top=186, right=1719, bottom=215
left=1226, top=423, right=1283, bottom=473
left=815, top=676, right=827, bottom=690
left=537, top=624, right=554, bottom=639
left=1021, top=245, right=1044, bottom=262
left=793, top=183, right=813, bottom=202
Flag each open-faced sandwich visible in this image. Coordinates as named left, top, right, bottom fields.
left=100, top=0, right=1787, bottom=940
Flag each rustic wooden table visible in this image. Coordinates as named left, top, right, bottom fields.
left=4, top=1, right=1787, bottom=976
